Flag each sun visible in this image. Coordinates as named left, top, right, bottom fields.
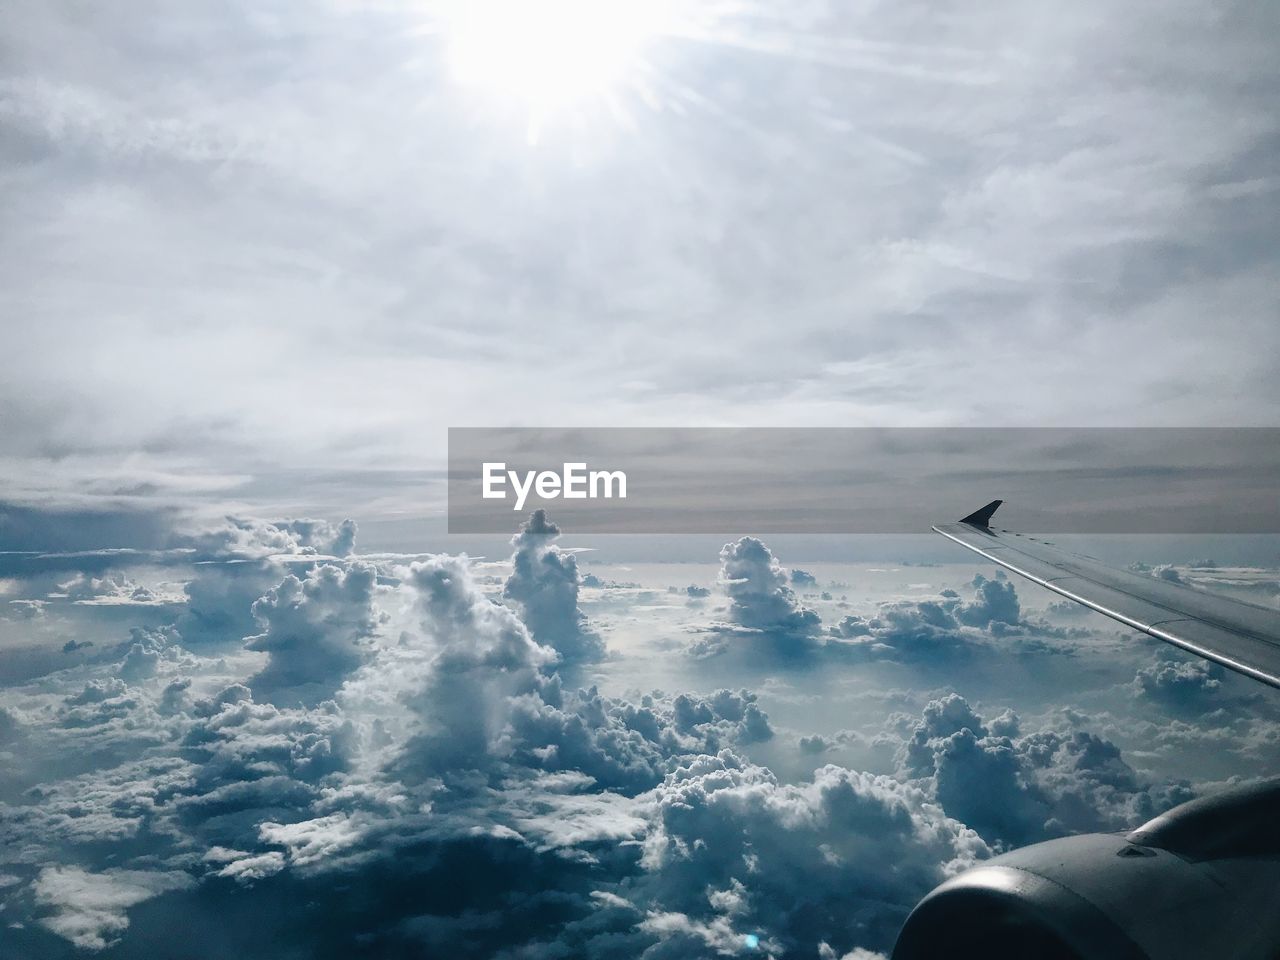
left=442, top=0, right=672, bottom=117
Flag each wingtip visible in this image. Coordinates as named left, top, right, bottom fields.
left=959, top=499, right=1003, bottom=528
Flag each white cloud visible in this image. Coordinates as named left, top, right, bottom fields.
left=719, top=536, right=820, bottom=637
left=502, top=510, right=606, bottom=663
left=2, top=0, right=1276, bottom=521
left=32, top=866, right=194, bottom=950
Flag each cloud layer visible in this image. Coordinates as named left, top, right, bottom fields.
left=5, top=509, right=1267, bottom=959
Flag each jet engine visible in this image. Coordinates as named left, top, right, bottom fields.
left=892, top=778, right=1280, bottom=960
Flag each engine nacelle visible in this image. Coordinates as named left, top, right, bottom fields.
left=892, top=778, right=1280, bottom=960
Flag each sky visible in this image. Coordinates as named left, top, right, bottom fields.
left=1, top=1, right=1279, bottom=958
left=3, top=0, right=1280, bottom=526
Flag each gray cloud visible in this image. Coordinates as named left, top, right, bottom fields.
left=790, top=568, right=818, bottom=588
left=630, top=752, right=987, bottom=956
left=245, top=562, right=384, bottom=704
left=898, top=693, right=1194, bottom=849
left=1129, top=654, right=1256, bottom=715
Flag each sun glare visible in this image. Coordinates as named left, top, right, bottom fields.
left=444, top=0, right=670, bottom=114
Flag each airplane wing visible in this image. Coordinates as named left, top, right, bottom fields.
left=934, top=500, right=1280, bottom=689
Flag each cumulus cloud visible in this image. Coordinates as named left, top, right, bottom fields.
left=1130, top=561, right=1184, bottom=584
left=953, top=574, right=1021, bottom=628
left=502, top=510, right=606, bottom=664
left=0, top=508, right=1257, bottom=960
left=0, top=540, right=805, bottom=956
left=245, top=562, right=384, bottom=703
left=719, top=537, right=821, bottom=637
left=175, top=559, right=284, bottom=645
left=56, top=571, right=161, bottom=605
left=174, top=516, right=357, bottom=560
left=182, top=690, right=356, bottom=796
left=790, top=568, right=818, bottom=588
left=391, top=551, right=772, bottom=793
left=118, top=626, right=176, bottom=682
left=507, top=686, right=775, bottom=794
left=631, top=752, right=986, bottom=956
left=898, top=693, right=1193, bottom=849
left=827, top=573, right=1065, bottom=663
left=396, top=553, right=558, bottom=777
left=171, top=518, right=362, bottom=647
left=204, top=847, right=286, bottom=883
left=1130, top=655, right=1249, bottom=714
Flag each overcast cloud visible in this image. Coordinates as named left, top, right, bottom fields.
left=2, top=0, right=1279, bottom=524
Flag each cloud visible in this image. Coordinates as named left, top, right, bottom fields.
left=898, top=693, right=1194, bottom=848
left=205, top=848, right=286, bottom=883
left=394, top=553, right=558, bottom=778
left=1131, top=656, right=1227, bottom=712
left=390, top=549, right=772, bottom=793
left=175, top=560, right=285, bottom=646
left=6, top=598, right=47, bottom=620
left=174, top=516, right=358, bottom=561
left=245, top=562, right=384, bottom=703
left=118, top=626, right=176, bottom=681
left=790, top=568, right=818, bottom=588
left=0, top=507, right=1265, bottom=959
left=820, top=946, right=888, bottom=960
left=0, top=705, right=20, bottom=743
left=502, top=510, right=606, bottom=664
left=32, top=866, right=194, bottom=950
left=1131, top=561, right=1185, bottom=584
left=506, top=686, right=774, bottom=794
left=953, top=573, right=1020, bottom=628
left=719, top=537, right=821, bottom=637
left=181, top=692, right=356, bottom=799
left=56, top=571, right=161, bottom=605
left=0, top=0, right=1277, bottom=518
left=826, top=573, right=1069, bottom=663
left=631, top=752, right=987, bottom=956
left=62, top=678, right=134, bottom=717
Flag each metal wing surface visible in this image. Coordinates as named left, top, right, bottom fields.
left=934, top=500, right=1280, bottom=689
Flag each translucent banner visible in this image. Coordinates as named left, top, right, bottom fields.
left=447, top=427, right=1280, bottom=534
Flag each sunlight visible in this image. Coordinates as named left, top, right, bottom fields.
left=444, top=0, right=672, bottom=112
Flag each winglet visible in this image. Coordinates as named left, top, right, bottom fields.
left=959, top=499, right=1003, bottom=528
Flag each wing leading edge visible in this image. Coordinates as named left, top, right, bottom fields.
left=934, top=501, right=1280, bottom=690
